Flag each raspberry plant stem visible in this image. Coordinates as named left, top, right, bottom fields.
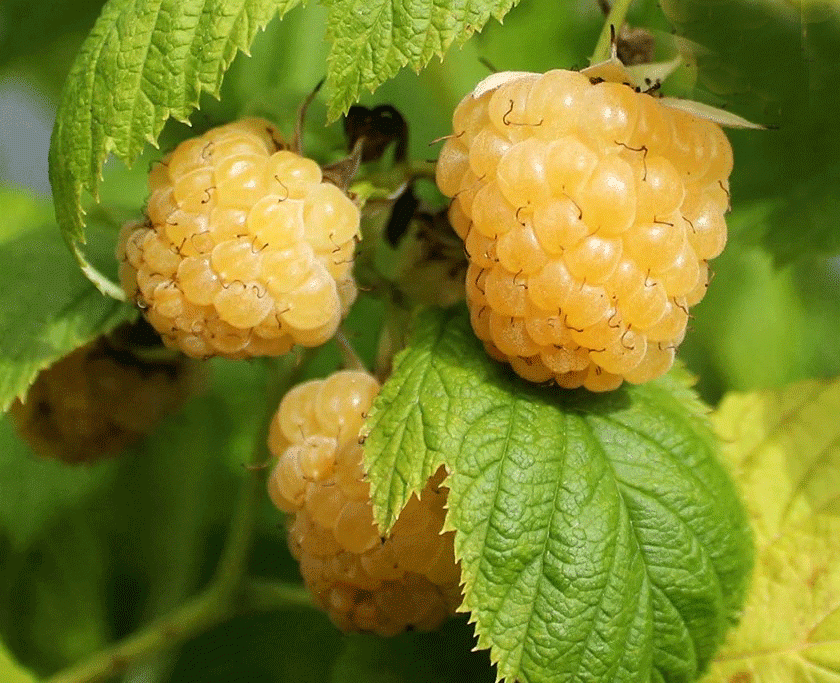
left=213, top=352, right=316, bottom=597
left=591, top=0, right=634, bottom=64
left=43, top=591, right=227, bottom=683
left=44, top=352, right=319, bottom=683
left=42, top=579, right=313, bottom=683
left=241, top=578, right=315, bottom=611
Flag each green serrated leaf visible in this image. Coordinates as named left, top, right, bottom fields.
left=362, top=307, right=463, bottom=531
left=0, top=222, right=135, bottom=413
left=323, top=0, right=521, bottom=119
left=48, top=0, right=301, bottom=289
left=364, top=306, right=753, bottom=683
left=703, top=377, right=840, bottom=682
left=0, top=639, right=37, bottom=683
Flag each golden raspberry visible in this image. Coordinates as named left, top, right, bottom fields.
left=10, top=321, right=197, bottom=464
left=436, top=70, right=732, bottom=391
left=118, top=118, right=360, bottom=359
left=267, top=370, right=461, bottom=635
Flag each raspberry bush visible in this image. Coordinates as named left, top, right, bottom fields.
left=2, top=1, right=840, bottom=683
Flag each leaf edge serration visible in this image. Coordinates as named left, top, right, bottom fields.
left=48, top=0, right=302, bottom=294
left=323, top=0, right=521, bottom=119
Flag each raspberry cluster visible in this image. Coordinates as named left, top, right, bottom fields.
left=267, top=370, right=461, bottom=635
left=436, top=70, right=732, bottom=390
left=10, top=327, right=196, bottom=464
left=118, top=118, right=360, bottom=359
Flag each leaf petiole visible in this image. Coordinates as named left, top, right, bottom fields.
left=335, top=327, right=370, bottom=372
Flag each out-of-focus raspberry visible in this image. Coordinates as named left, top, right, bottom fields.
left=10, top=321, right=198, bottom=464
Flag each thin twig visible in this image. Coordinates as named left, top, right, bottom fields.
left=44, top=592, right=226, bottom=683
left=43, top=578, right=316, bottom=683
left=335, top=327, right=369, bottom=372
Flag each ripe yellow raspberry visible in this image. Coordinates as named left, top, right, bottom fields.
left=9, top=322, right=197, bottom=464
left=118, top=118, right=360, bottom=360
left=436, top=70, right=733, bottom=391
left=267, top=370, right=461, bottom=635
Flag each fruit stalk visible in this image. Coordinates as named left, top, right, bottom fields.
left=213, top=352, right=315, bottom=597
left=334, top=327, right=369, bottom=372
left=591, top=0, right=635, bottom=64
left=43, top=591, right=228, bottom=683
left=43, top=577, right=314, bottom=683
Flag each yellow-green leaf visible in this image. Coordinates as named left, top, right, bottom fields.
left=704, top=378, right=840, bottom=682
left=322, top=0, right=521, bottom=119
left=0, top=639, right=37, bottom=683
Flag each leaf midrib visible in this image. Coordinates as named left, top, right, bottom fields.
left=498, top=396, right=565, bottom=681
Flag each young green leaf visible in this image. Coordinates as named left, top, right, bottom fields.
left=322, top=0, right=520, bottom=119
left=48, top=0, right=300, bottom=292
left=0, top=223, right=135, bottom=414
left=703, top=378, right=840, bottom=682
left=364, top=306, right=753, bottom=683
left=0, top=639, right=37, bottom=683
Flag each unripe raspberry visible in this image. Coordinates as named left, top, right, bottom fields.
left=9, top=321, right=197, bottom=464
left=118, top=118, right=361, bottom=360
left=436, top=70, right=733, bottom=391
left=267, top=370, right=461, bottom=635
left=395, top=210, right=467, bottom=308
